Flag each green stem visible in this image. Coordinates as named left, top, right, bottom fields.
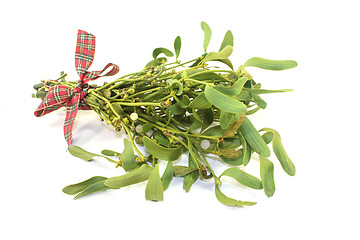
left=110, top=100, right=161, bottom=107
left=108, top=91, right=126, bottom=100
left=169, top=134, right=188, bottom=149
left=193, top=142, right=220, bottom=184
left=165, top=110, right=171, bottom=127
left=137, top=115, right=168, bottom=132
left=170, top=134, right=202, bottom=170
left=187, top=69, right=234, bottom=78
left=187, top=133, right=218, bottom=140
left=119, top=71, right=144, bottom=79
left=89, top=92, right=122, bottom=118
left=135, top=67, right=166, bottom=88
left=130, top=86, right=162, bottom=98
left=184, top=78, right=211, bottom=86
left=157, top=94, right=173, bottom=102
left=169, top=116, right=188, bottom=130
left=187, top=141, right=203, bottom=169
left=164, top=59, right=183, bottom=67
left=202, top=149, right=218, bottom=155
left=122, top=123, right=145, bottom=158
left=95, top=77, right=140, bottom=92
left=55, top=73, right=68, bottom=81
left=166, top=58, right=198, bottom=71
left=102, top=155, right=120, bottom=165
left=141, top=88, right=165, bottom=102
left=44, top=80, right=75, bottom=89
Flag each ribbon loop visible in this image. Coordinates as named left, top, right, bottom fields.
left=34, top=29, right=120, bottom=145
left=75, top=30, right=96, bottom=80
left=82, top=63, right=120, bottom=82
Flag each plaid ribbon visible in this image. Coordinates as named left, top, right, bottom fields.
left=34, top=30, right=119, bottom=145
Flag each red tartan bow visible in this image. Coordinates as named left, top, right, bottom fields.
left=34, top=30, right=119, bottom=145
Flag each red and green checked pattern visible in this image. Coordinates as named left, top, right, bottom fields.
left=34, top=30, right=119, bottom=145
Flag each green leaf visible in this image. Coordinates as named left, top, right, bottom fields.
left=62, top=176, right=108, bottom=195
left=143, top=136, right=183, bottom=161
left=261, top=128, right=296, bottom=176
left=222, top=113, right=245, bottom=138
left=174, top=36, right=181, bottom=59
left=243, top=142, right=253, bottom=166
left=245, top=106, right=261, bottom=115
left=190, top=53, right=207, bottom=67
left=154, top=133, right=171, bottom=148
left=161, top=161, right=174, bottom=191
left=220, top=111, right=234, bottom=130
left=167, top=79, right=183, bottom=96
left=186, top=69, right=228, bottom=81
left=243, top=57, right=298, bottom=70
left=202, top=45, right=233, bottom=63
left=166, top=103, right=185, bottom=115
left=33, top=83, right=44, bottom=90
left=145, top=164, right=164, bottom=201
left=104, top=164, right=152, bottom=188
left=251, top=84, right=267, bottom=109
left=239, top=117, right=270, bottom=157
left=220, top=155, right=243, bottom=166
left=188, top=116, right=202, bottom=132
left=259, top=155, right=275, bottom=197
left=214, top=77, right=247, bottom=96
left=218, top=135, right=242, bottom=149
left=237, top=91, right=252, bottom=105
left=218, top=148, right=242, bottom=158
left=121, top=138, right=138, bottom=172
left=183, top=153, right=199, bottom=192
left=152, top=47, right=174, bottom=59
left=218, top=58, right=234, bottom=70
left=220, top=168, right=262, bottom=190
left=215, top=184, right=256, bottom=207
left=187, top=93, right=212, bottom=109
left=111, top=102, right=124, bottom=115
left=201, top=108, right=214, bottom=132
left=145, top=57, right=167, bottom=68
left=173, top=166, right=198, bottom=177
left=219, top=30, right=234, bottom=51
left=220, top=134, right=251, bottom=166
left=100, top=89, right=111, bottom=98
left=173, top=95, right=190, bottom=108
left=68, top=146, right=115, bottom=164
left=262, top=132, right=274, bottom=145
left=84, top=96, right=100, bottom=107
left=244, top=88, right=293, bottom=94
left=35, top=90, right=47, bottom=99
left=142, top=123, right=153, bottom=134
left=101, top=149, right=120, bottom=157
left=202, top=125, right=225, bottom=137
left=252, top=93, right=267, bottom=109
left=204, top=85, right=247, bottom=114
left=192, top=108, right=202, bottom=123
left=74, top=180, right=110, bottom=200
left=68, top=145, right=98, bottom=161
left=201, top=21, right=212, bottom=52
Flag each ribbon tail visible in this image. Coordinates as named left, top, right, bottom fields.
left=64, top=93, right=81, bottom=146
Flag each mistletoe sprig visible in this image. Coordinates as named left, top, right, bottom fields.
left=33, top=22, right=297, bottom=206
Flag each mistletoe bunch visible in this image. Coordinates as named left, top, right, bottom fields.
left=33, top=22, right=297, bottom=206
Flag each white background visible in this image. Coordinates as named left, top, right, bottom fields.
left=1, top=0, right=359, bottom=239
